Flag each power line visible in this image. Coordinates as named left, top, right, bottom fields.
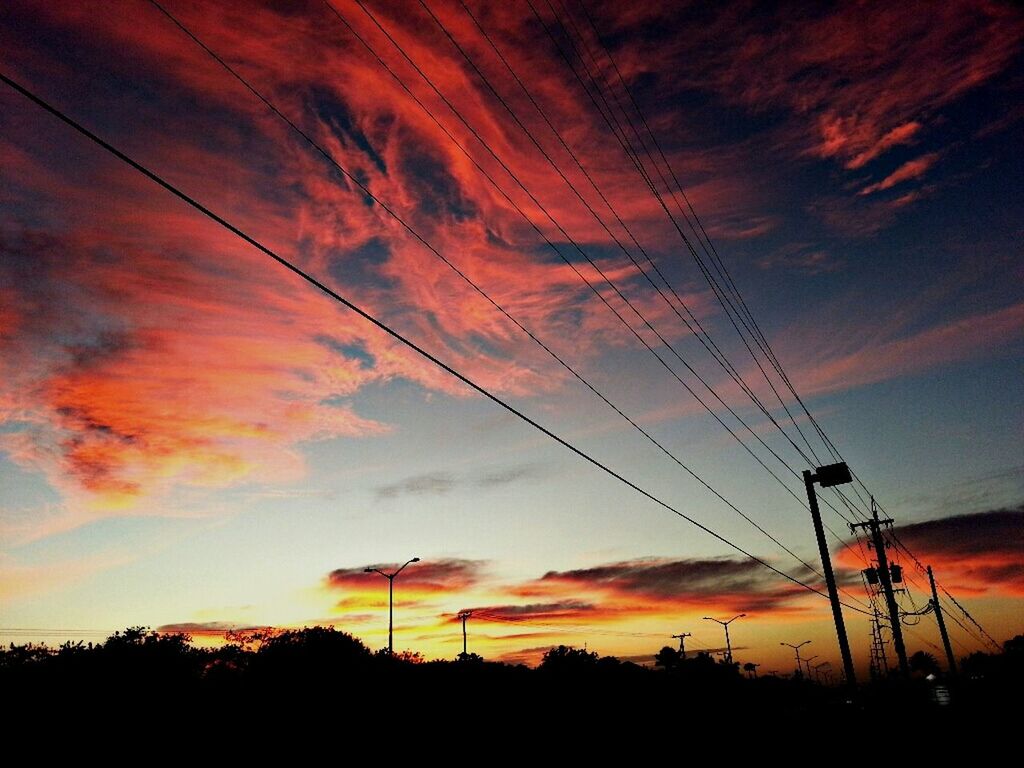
left=0, top=70, right=875, bottom=620
left=443, top=0, right=872, bottom=569
left=144, top=0, right=861, bottom=608
left=567, top=0, right=1001, bottom=647
left=326, top=0, right=873, bottom=581
left=561, top=0, right=840, bottom=471
left=525, top=0, right=872, bottom=534
left=549, top=0, right=877, bottom=530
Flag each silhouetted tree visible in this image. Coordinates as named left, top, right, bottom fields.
left=1004, top=634, right=1024, bottom=656
left=909, top=650, right=940, bottom=676
left=251, top=626, right=371, bottom=685
left=655, top=646, right=680, bottom=670
left=538, top=645, right=598, bottom=673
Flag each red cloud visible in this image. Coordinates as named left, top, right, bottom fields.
left=2, top=0, right=1021, bottom=543
left=845, top=122, right=922, bottom=170
left=592, top=1, right=1020, bottom=177
left=859, top=153, right=940, bottom=195
left=2, top=0, right=731, bottom=533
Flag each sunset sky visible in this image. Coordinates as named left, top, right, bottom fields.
left=1, top=0, right=1022, bottom=673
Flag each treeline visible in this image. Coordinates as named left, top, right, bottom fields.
left=3, top=627, right=1021, bottom=726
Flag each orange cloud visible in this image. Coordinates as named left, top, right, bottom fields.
left=836, top=507, right=1024, bottom=597
left=437, top=558, right=820, bottom=633
left=325, top=559, right=487, bottom=616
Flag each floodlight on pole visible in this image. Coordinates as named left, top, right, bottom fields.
left=803, top=462, right=857, bottom=688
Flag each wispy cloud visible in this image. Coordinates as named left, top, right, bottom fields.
left=375, top=463, right=549, bottom=499
left=508, top=557, right=813, bottom=616
left=375, top=472, right=456, bottom=499
left=859, top=153, right=940, bottom=195
left=757, top=244, right=843, bottom=274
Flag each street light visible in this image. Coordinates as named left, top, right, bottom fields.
left=814, top=661, right=832, bottom=684
left=803, top=654, right=819, bottom=678
left=703, top=614, right=745, bottom=664
left=781, top=640, right=811, bottom=678
left=365, top=557, right=420, bottom=655
left=804, top=461, right=857, bottom=688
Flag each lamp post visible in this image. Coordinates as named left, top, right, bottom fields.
left=814, top=661, right=832, bottom=684
left=781, top=640, right=811, bottom=678
left=803, top=654, right=819, bottom=678
left=703, top=614, right=745, bottom=664
left=365, top=557, right=420, bottom=655
left=804, top=462, right=857, bottom=687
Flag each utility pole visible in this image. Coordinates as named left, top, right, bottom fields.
left=671, top=632, right=692, bottom=659
left=703, top=614, right=744, bottom=664
left=868, top=608, right=890, bottom=680
left=927, top=566, right=957, bottom=677
left=803, top=463, right=857, bottom=688
left=457, top=610, right=472, bottom=657
left=852, top=500, right=909, bottom=676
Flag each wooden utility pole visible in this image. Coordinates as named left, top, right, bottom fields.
left=671, top=632, right=692, bottom=658
left=927, top=566, right=957, bottom=677
left=458, top=610, right=472, bottom=657
left=852, top=500, right=909, bottom=676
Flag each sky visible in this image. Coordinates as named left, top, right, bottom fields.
left=1, top=0, right=1022, bottom=673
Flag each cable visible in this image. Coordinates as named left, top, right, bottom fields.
left=326, top=0, right=872, bottom=578
left=143, top=0, right=857, bottom=606
left=446, top=0, right=872, bottom=569
left=525, top=0, right=873, bottom=543
left=550, top=0, right=877, bottom=529
left=569, top=0, right=1004, bottom=641
left=0, top=70, right=875, bottom=619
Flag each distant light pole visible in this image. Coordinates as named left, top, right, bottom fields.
left=703, top=614, right=745, bottom=664
left=457, top=610, right=472, bottom=657
left=814, top=661, right=832, bottom=684
left=803, top=654, right=819, bottom=678
left=781, top=640, right=811, bottom=678
left=365, top=557, right=420, bottom=655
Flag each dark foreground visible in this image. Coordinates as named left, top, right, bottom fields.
left=3, top=627, right=1021, bottom=736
